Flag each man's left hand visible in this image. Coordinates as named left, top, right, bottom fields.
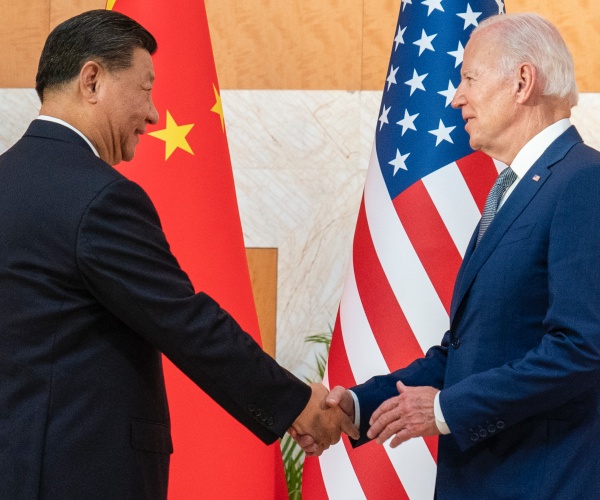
left=367, top=381, right=440, bottom=447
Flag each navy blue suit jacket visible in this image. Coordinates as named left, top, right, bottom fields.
left=352, top=126, right=600, bottom=499
left=0, top=120, right=310, bottom=499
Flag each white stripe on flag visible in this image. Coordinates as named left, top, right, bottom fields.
left=384, top=439, right=437, bottom=500
left=340, top=260, right=390, bottom=383
left=320, top=440, right=367, bottom=500
left=422, top=162, right=481, bottom=257
left=364, top=146, right=448, bottom=353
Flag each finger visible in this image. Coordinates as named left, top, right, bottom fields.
left=368, top=408, right=402, bottom=440
left=340, top=414, right=360, bottom=440
left=287, top=427, right=298, bottom=439
left=389, top=428, right=413, bottom=448
left=325, top=386, right=345, bottom=407
left=304, top=444, right=325, bottom=457
left=374, top=417, right=405, bottom=444
left=301, top=442, right=322, bottom=455
left=369, top=396, right=399, bottom=426
left=396, top=380, right=407, bottom=394
left=294, top=433, right=317, bottom=449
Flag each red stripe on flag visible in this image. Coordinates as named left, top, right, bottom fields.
left=353, top=199, right=425, bottom=371
left=456, top=151, right=498, bottom=212
left=343, top=436, right=409, bottom=500
left=327, top=314, right=359, bottom=389
left=301, top=457, right=329, bottom=500
left=326, top=316, right=409, bottom=498
left=392, top=180, right=462, bottom=314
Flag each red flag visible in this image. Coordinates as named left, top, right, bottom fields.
left=303, top=0, right=505, bottom=498
left=106, top=1, right=288, bottom=498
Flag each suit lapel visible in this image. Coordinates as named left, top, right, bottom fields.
left=450, top=126, right=583, bottom=322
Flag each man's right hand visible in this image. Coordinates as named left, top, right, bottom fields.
left=288, top=383, right=358, bottom=456
left=289, top=384, right=357, bottom=456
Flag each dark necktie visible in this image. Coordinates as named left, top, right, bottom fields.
left=477, top=167, right=517, bottom=244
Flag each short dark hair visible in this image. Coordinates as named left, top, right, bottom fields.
left=35, top=9, right=157, bottom=102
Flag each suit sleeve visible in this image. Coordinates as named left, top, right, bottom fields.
left=76, top=178, right=310, bottom=444
left=351, top=331, right=449, bottom=446
left=440, top=163, right=600, bottom=451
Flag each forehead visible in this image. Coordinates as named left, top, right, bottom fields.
left=463, top=31, right=499, bottom=71
left=125, top=47, right=155, bottom=83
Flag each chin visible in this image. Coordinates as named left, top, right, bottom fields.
left=121, top=149, right=136, bottom=163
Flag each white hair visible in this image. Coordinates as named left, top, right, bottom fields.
left=473, top=12, right=578, bottom=107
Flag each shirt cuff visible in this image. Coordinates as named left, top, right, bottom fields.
left=434, top=392, right=451, bottom=435
left=349, top=390, right=361, bottom=430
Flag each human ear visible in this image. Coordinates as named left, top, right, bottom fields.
left=79, top=61, right=103, bottom=103
left=515, top=62, right=537, bottom=104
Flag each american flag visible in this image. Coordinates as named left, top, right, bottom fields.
left=303, top=0, right=505, bottom=498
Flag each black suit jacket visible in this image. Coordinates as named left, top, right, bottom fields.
left=0, top=120, right=310, bottom=499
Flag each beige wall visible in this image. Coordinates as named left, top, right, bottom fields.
left=1, top=0, right=598, bottom=91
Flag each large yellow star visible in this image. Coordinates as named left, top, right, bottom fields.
left=149, top=111, right=195, bottom=161
left=211, top=85, right=225, bottom=132
left=106, top=0, right=116, bottom=10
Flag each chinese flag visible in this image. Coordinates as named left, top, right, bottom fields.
left=106, top=1, right=288, bottom=498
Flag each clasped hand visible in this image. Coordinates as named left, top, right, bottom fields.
left=288, top=383, right=359, bottom=457
left=291, top=381, right=441, bottom=456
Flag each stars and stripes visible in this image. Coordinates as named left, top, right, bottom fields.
left=302, top=1, right=505, bottom=498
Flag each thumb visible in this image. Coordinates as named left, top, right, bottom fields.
left=396, top=380, right=407, bottom=394
left=325, top=385, right=346, bottom=407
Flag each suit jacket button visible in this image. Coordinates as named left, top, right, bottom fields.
left=248, top=404, right=256, bottom=413
left=451, top=339, right=461, bottom=349
left=487, top=424, right=497, bottom=433
left=470, top=433, right=480, bottom=442
left=267, top=418, right=274, bottom=426
left=496, top=420, right=505, bottom=430
left=478, top=428, right=488, bottom=438
left=260, top=414, right=268, bottom=422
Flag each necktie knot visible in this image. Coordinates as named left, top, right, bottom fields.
left=477, top=167, right=517, bottom=244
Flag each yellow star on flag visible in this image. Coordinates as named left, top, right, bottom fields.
left=106, top=0, right=117, bottom=10
left=211, top=85, right=225, bottom=132
left=149, top=111, right=195, bottom=160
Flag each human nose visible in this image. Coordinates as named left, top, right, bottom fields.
left=147, top=99, right=159, bottom=125
left=451, top=83, right=466, bottom=109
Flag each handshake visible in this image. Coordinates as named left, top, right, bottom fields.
left=288, top=383, right=359, bottom=457
left=289, top=381, right=441, bottom=456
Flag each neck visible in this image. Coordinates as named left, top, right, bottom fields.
left=498, top=103, right=570, bottom=165
left=40, top=95, right=110, bottom=164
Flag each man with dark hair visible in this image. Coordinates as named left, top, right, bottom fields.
left=0, top=9, right=356, bottom=499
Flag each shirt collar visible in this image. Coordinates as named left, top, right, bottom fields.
left=36, top=115, right=100, bottom=158
left=509, top=118, right=572, bottom=179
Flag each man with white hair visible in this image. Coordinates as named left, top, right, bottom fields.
left=318, top=12, right=600, bottom=498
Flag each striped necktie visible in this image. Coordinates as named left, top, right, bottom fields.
left=477, top=167, right=517, bottom=244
